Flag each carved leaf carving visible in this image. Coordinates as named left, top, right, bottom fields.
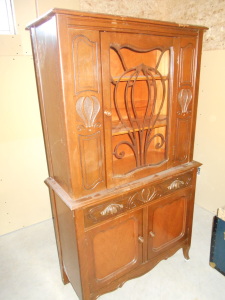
left=167, top=179, right=184, bottom=190
left=100, top=204, right=124, bottom=216
left=76, top=96, right=101, bottom=130
left=128, top=187, right=158, bottom=208
left=85, top=173, right=193, bottom=227
left=178, top=89, right=192, bottom=115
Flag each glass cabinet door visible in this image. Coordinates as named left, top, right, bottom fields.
left=101, top=33, right=176, bottom=187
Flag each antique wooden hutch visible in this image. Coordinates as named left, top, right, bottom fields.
left=27, top=9, right=207, bottom=300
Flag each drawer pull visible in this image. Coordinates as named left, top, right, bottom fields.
left=149, top=231, right=155, bottom=237
left=167, top=179, right=184, bottom=190
left=104, top=110, right=112, bottom=117
left=138, top=236, right=144, bottom=243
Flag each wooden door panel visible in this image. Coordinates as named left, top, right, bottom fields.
left=151, top=196, right=186, bottom=250
left=148, top=190, right=192, bottom=259
left=86, top=210, right=143, bottom=290
left=93, top=218, right=138, bottom=279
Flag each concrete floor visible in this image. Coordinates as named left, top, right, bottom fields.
left=0, top=204, right=225, bottom=300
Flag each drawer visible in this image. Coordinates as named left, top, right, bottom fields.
left=84, top=170, right=193, bottom=228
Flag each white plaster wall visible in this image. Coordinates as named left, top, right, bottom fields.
left=0, top=0, right=79, bottom=235
left=193, top=50, right=225, bottom=214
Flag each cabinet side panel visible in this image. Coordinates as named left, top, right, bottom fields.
left=30, top=17, right=72, bottom=194
left=174, top=36, right=198, bottom=165
left=54, top=194, right=82, bottom=299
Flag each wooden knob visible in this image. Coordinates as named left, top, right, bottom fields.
left=104, top=110, right=112, bottom=116
left=138, top=236, right=144, bottom=243
left=149, top=231, right=155, bottom=237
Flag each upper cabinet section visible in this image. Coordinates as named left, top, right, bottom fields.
left=27, top=9, right=206, bottom=198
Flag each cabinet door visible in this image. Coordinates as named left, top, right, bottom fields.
left=147, top=189, right=193, bottom=259
left=101, top=32, right=177, bottom=188
left=86, top=209, right=143, bottom=291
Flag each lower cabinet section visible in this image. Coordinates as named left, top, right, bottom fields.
left=49, top=166, right=198, bottom=300
left=84, top=188, right=194, bottom=295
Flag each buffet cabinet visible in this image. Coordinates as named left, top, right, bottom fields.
left=27, top=9, right=206, bottom=300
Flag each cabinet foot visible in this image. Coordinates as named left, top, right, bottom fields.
left=182, top=245, right=190, bottom=261
left=61, top=268, right=69, bottom=285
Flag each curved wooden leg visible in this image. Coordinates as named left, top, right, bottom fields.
left=182, top=245, right=190, bottom=261
left=61, top=268, right=69, bottom=285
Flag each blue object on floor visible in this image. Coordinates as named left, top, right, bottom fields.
left=210, top=216, right=225, bottom=276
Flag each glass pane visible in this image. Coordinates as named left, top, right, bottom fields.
left=110, top=46, right=171, bottom=175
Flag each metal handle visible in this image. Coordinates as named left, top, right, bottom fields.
left=138, top=236, right=144, bottom=243
left=104, top=110, right=112, bottom=117
left=149, top=231, right=155, bottom=238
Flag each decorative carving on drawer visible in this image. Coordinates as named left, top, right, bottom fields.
left=84, top=172, right=193, bottom=227
left=167, top=179, right=184, bottom=190
left=76, top=96, right=101, bottom=131
left=127, top=187, right=159, bottom=208
left=100, top=204, right=124, bottom=216
left=167, top=177, right=191, bottom=190
left=87, top=199, right=125, bottom=223
left=177, top=88, right=192, bottom=115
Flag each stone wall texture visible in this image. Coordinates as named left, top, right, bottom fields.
left=80, top=0, right=225, bottom=50
left=80, top=0, right=168, bottom=20
left=167, top=0, right=225, bottom=50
